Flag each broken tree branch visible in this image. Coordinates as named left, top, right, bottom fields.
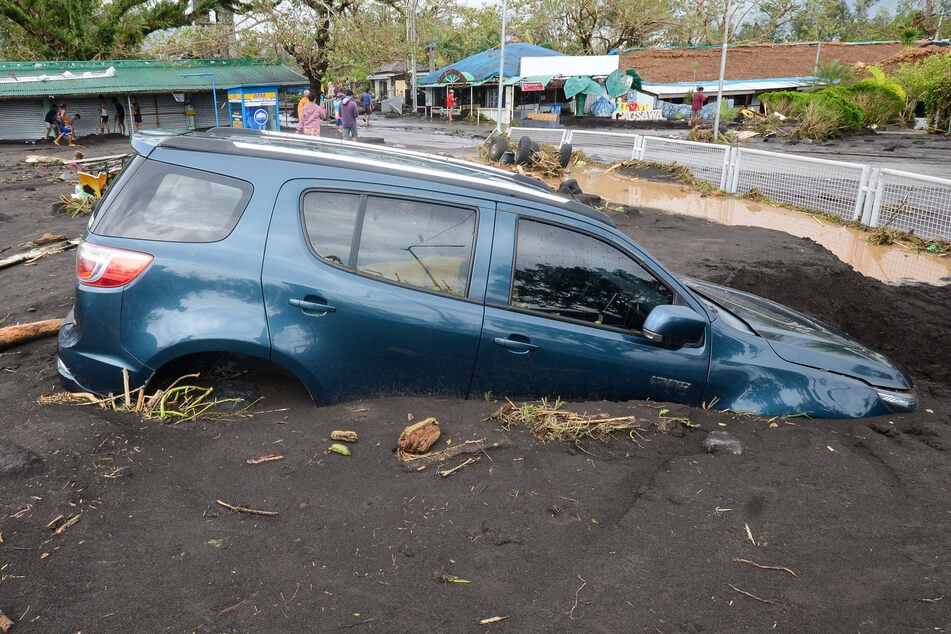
left=728, top=583, right=773, bottom=604
left=0, top=318, right=64, bottom=351
left=439, top=457, right=477, bottom=478
left=216, top=499, right=278, bottom=517
left=0, top=238, right=80, bottom=270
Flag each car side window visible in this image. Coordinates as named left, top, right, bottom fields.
left=302, top=192, right=476, bottom=296
left=92, top=159, right=251, bottom=242
left=512, top=220, right=673, bottom=332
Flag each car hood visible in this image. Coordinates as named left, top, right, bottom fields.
left=683, top=278, right=912, bottom=390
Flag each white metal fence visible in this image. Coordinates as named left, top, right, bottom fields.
left=507, top=126, right=951, bottom=241
left=731, top=148, right=870, bottom=222
left=638, top=137, right=732, bottom=191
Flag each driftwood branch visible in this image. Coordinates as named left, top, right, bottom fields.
left=734, top=557, right=798, bottom=577
left=728, top=583, right=773, bottom=604
left=0, top=238, right=80, bottom=270
left=216, top=499, right=278, bottom=517
left=0, top=318, right=64, bottom=351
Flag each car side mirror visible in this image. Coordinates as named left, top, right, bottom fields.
left=643, top=305, right=706, bottom=348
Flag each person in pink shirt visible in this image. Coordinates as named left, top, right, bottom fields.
left=296, top=93, right=327, bottom=136
left=690, top=86, right=706, bottom=127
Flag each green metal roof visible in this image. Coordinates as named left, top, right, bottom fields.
left=0, top=59, right=308, bottom=99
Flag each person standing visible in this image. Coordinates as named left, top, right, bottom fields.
left=53, top=104, right=77, bottom=147
left=445, top=89, right=457, bottom=122
left=338, top=90, right=360, bottom=140
left=690, top=86, right=706, bottom=127
left=113, top=98, right=126, bottom=136
left=296, top=92, right=327, bottom=136
left=297, top=89, right=311, bottom=120
left=43, top=102, right=59, bottom=142
left=131, top=96, right=143, bottom=131
left=98, top=95, right=109, bottom=134
left=362, top=89, right=373, bottom=126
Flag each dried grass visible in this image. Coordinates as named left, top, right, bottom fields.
left=491, top=398, right=648, bottom=445
left=60, top=195, right=93, bottom=218
left=38, top=371, right=258, bottom=423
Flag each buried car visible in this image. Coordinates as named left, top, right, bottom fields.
left=57, top=128, right=916, bottom=419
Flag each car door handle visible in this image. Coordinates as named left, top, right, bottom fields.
left=493, top=336, right=539, bottom=354
left=289, top=297, right=337, bottom=316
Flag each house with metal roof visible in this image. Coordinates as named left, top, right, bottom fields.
left=618, top=41, right=912, bottom=106
left=417, top=42, right=565, bottom=123
left=367, top=61, right=428, bottom=103
left=0, top=58, right=307, bottom=141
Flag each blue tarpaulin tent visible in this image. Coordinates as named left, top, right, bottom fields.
left=418, top=42, right=565, bottom=88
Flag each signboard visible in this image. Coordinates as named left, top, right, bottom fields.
left=227, top=91, right=277, bottom=106
left=520, top=81, right=545, bottom=92
left=615, top=109, right=664, bottom=121
left=252, top=108, right=269, bottom=126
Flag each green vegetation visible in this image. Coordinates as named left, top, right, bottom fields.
left=893, top=52, right=951, bottom=125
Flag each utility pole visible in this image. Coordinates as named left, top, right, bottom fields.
left=407, top=0, right=418, bottom=113
left=712, top=0, right=731, bottom=138
left=495, top=0, right=507, bottom=132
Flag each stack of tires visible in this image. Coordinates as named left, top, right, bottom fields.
left=486, top=135, right=572, bottom=168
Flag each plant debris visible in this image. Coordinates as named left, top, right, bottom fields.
left=216, top=499, right=278, bottom=517
left=47, top=512, right=82, bottom=535
left=491, top=398, right=647, bottom=445
left=733, top=557, right=797, bottom=577
left=327, top=443, right=351, bottom=456
left=246, top=454, right=284, bottom=465
left=38, top=371, right=258, bottom=423
left=330, top=430, right=359, bottom=443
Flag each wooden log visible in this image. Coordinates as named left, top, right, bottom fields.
left=0, top=238, right=79, bottom=270
left=0, top=319, right=64, bottom=351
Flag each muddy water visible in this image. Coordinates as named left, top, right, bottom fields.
left=572, top=169, right=951, bottom=286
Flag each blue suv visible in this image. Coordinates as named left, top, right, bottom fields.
left=57, top=128, right=916, bottom=418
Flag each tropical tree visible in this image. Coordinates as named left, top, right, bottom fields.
left=250, top=0, right=446, bottom=98
left=515, top=0, right=675, bottom=55
left=668, top=0, right=801, bottom=46
left=0, top=0, right=248, bottom=60
left=812, top=59, right=856, bottom=87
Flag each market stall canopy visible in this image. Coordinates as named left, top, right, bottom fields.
left=605, top=69, right=633, bottom=98
left=502, top=74, right=555, bottom=88
left=563, top=76, right=603, bottom=99
left=418, top=42, right=565, bottom=88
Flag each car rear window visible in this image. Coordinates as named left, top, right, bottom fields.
left=302, top=191, right=476, bottom=296
left=91, top=159, right=252, bottom=242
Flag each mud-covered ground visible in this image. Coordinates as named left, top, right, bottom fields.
left=0, top=132, right=948, bottom=632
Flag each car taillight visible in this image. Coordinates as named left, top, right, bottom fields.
left=77, top=243, right=153, bottom=288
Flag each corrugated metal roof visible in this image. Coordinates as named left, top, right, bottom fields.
left=418, top=42, right=564, bottom=87
left=0, top=59, right=307, bottom=99
left=640, top=77, right=815, bottom=98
